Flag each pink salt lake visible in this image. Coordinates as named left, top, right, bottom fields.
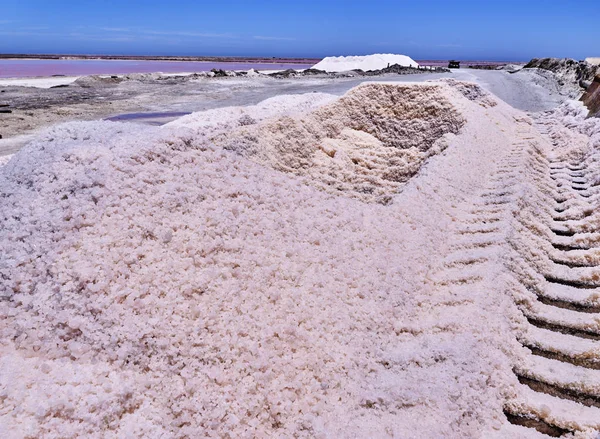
left=0, top=59, right=313, bottom=78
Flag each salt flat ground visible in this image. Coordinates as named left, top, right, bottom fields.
left=0, top=68, right=563, bottom=157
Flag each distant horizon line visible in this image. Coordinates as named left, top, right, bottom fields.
left=0, top=53, right=321, bottom=61
left=0, top=53, right=530, bottom=63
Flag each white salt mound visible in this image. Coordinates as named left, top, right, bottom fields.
left=311, top=53, right=419, bottom=72
left=216, top=82, right=471, bottom=203
left=5, top=80, right=600, bottom=437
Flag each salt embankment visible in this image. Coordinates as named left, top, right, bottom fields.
left=311, top=54, right=419, bottom=72
left=524, top=58, right=598, bottom=94
left=2, top=79, right=599, bottom=437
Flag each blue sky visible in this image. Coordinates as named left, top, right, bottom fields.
left=1, top=0, right=598, bottom=60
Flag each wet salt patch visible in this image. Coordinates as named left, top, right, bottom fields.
left=105, top=111, right=192, bottom=125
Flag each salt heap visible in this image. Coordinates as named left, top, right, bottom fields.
left=4, top=79, right=594, bottom=438
left=212, top=82, right=477, bottom=204
left=311, top=53, right=419, bottom=72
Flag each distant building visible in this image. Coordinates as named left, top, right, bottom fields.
left=448, top=60, right=460, bottom=69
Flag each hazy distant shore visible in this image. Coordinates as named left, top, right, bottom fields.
left=0, top=54, right=521, bottom=65
left=0, top=53, right=322, bottom=64
left=0, top=59, right=315, bottom=79
left=0, top=55, right=520, bottom=80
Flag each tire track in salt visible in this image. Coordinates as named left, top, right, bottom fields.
left=431, top=118, right=600, bottom=437
left=502, top=120, right=600, bottom=438
left=427, top=121, right=563, bottom=437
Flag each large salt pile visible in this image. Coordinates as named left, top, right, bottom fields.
left=3, top=79, right=590, bottom=437
left=311, top=53, right=419, bottom=72
left=213, top=83, right=468, bottom=203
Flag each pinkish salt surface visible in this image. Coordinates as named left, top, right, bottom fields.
left=1, top=78, right=600, bottom=438
left=0, top=59, right=313, bottom=78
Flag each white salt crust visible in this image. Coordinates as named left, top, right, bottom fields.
left=0, top=76, right=80, bottom=88
left=2, top=81, right=599, bottom=437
